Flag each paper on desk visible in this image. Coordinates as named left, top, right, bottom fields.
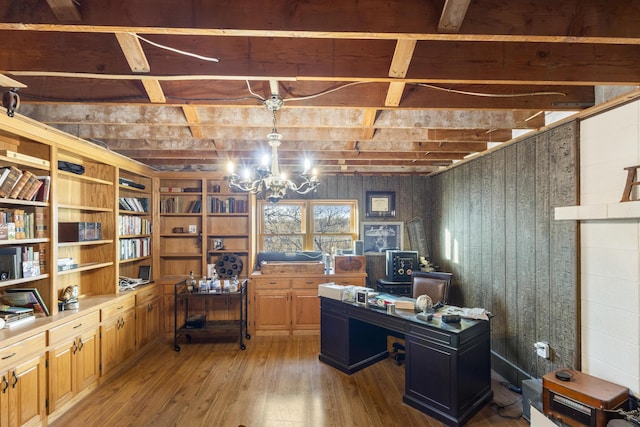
left=441, top=306, right=490, bottom=321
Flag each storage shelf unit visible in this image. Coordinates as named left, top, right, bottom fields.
left=158, top=175, right=252, bottom=279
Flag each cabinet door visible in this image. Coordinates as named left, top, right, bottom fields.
left=119, top=308, right=137, bottom=362
left=254, top=290, right=290, bottom=333
left=163, top=295, right=175, bottom=334
left=100, top=317, right=119, bottom=376
left=136, top=303, right=149, bottom=349
left=48, top=340, right=74, bottom=413
left=9, top=354, right=46, bottom=427
left=76, top=329, right=100, bottom=392
left=147, top=296, right=161, bottom=339
left=0, top=371, right=8, bottom=427
left=291, top=290, right=321, bottom=332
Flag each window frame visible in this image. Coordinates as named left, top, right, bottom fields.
left=257, top=199, right=359, bottom=253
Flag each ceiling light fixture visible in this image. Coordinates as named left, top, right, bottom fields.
left=226, top=94, right=320, bottom=203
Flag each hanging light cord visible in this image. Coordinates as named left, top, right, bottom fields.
left=131, top=33, right=220, bottom=63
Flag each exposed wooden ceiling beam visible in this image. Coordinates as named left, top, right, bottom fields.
left=114, top=33, right=150, bottom=73
left=438, top=0, right=472, bottom=33
left=45, top=0, right=81, bottom=22
left=182, top=106, right=205, bottom=139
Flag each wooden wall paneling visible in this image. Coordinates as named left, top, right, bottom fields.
left=449, top=165, right=468, bottom=305
left=505, top=145, right=520, bottom=364
left=480, top=155, right=493, bottom=312
left=491, top=149, right=507, bottom=357
left=467, top=159, right=484, bottom=308
left=548, top=122, right=579, bottom=370
left=515, top=138, right=537, bottom=379
left=533, top=130, right=553, bottom=377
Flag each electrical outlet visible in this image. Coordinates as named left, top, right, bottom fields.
left=534, top=341, right=550, bottom=359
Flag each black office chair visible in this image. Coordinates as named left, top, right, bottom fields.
left=392, top=271, right=453, bottom=365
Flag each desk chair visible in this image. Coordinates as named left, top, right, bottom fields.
left=392, top=271, right=453, bottom=365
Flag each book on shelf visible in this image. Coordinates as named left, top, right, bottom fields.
left=0, top=246, right=21, bottom=279
left=4, top=287, right=50, bottom=316
left=0, top=166, right=21, bottom=198
left=11, top=170, right=37, bottom=199
left=34, top=176, right=50, bottom=202
left=159, top=187, right=183, bottom=192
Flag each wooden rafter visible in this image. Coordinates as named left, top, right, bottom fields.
left=45, top=0, right=81, bottom=21
left=438, top=0, right=472, bottom=33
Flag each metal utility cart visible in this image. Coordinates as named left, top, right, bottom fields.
left=174, top=279, right=250, bottom=351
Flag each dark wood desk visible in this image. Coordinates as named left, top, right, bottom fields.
left=318, top=297, right=493, bottom=427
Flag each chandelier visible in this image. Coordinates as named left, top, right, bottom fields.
left=227, top=95, right=320, bottom=203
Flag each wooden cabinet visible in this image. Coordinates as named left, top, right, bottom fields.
left=101, top=295, right=136, bottom=376
left=135, top=284, right=161, bottom=349
left=117, top=169, right=153, bottom=281
left=47, top=311, right=100, bottom=414
left=0, top=333, right=46, bottom=427
left=251, top=273, right=367, bottom=336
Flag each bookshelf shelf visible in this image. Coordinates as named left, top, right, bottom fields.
left=0, top=273, right=50, bottom=288
left=57, top=261, right=114, bottom=275
left=58, top=239, right=114, bottom=248
left=0, top=238, right=49, bottom=246
left=58, top=204, right=113, bottom=213
left=119, top=255, right=152, bottom=264
left=57, top=170, right=113, bottom=186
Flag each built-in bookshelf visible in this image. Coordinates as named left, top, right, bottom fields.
left=0, top=139, right=52, bottom=314
left=118, top=169, right=153, bottom=281
left=158, top=177, right=203, bottom=277
left=56, top=149, right=116, bottom=298
left=157, top=176, right=252, bottom=279
left=206, top=179, right=250, bottom=280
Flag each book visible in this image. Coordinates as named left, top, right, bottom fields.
left=2, top=314, right=35, bottom=329
left=5, top=287, right=50, bottom=316
left=0, top=166, right=21, bottom=198
left=34, top=176, right=50, bottom=202
left=0, top=167, right=11, bottom=189
left=0, top=246, right=21, bottom=279
left=34, top=206, right=47, bottom=238
left=8, top=171, right=27, bottom=199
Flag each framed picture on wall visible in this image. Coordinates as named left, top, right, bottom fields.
left=365, top=191, right=396, bottom=217
left=361, top=221, right=403, bottom=255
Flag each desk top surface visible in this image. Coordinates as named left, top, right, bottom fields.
left=321, top=295, right=487, bottom=335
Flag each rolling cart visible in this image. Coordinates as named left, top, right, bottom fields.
left=174, top=279, right=250, bottom=351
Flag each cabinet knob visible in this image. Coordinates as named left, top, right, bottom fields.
left=1, top=376, right=8, bottom=393
left=11, top=371, right=17, bottom=388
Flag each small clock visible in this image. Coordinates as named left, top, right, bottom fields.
left=0, top=271, right=9, bottom=281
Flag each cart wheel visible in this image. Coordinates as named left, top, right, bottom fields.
left=185, top=334, right=192, bottom=342
left=174, top=345, right=181, bottom=352
left=245, top=333, right=251, bottom=340
left=240, top=343, right=246, bottom=350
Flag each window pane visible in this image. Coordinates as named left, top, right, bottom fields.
left=263, top=204, right=303, bottom=234
left=313, top=204, right=352, bottom=233
left=312, top=235, right=353, bottom=253
left=263, top=235, right=304, bottom=252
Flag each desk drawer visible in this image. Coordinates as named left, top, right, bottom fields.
left=101, top=295, right=135, bottom=319
left=49, top=311, right=100, bottom=344
left=0, top=332, right=45, bottom=370
left=136, top=285, right=160, bottom=304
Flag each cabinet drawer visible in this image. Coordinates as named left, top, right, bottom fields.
left=252, top=278, right=291, bottom=290
left=291, top=278, right=320, bottom=289
left=136, top=285, right=160, bottom=304
left=0, top=332, right=45, bottom=370
left=48, top=311, right=100, bottom=345
left=101, top=295, right=136, bottom=319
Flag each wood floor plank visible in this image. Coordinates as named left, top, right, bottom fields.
left=49, top=336, right=529, bottom=427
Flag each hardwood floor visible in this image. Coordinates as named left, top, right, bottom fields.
left=49, top=336, right=530, bottom=427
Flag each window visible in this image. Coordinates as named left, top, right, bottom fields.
left=258, top=200, right=358, bottom=253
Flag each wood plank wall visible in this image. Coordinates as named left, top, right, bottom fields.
left=305, top=119, right=578, bottom=383
left=429, top=121, right=579, bottom=382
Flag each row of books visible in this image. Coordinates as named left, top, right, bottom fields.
left=0, top=207, right=47, bottom=240
left=207, top=196, right=247, bottom=213
left=119, top=237, right=151, bottom=261
left=160, top=197, right=202, bottom=213
left=119, top=197, right=149, bottom=213
left=0, top=166, right=51, bottom=202
left=0, top=245, right=45, bottom=280
left=118, top=215, right=152, bottom=236
left=159, top=186, right=201, bottom=193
